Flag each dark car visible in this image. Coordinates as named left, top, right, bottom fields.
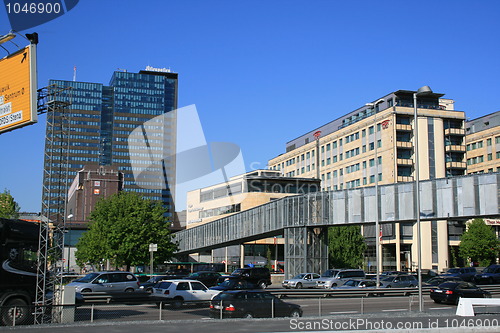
left=430, top=282, right=491, bottom=305
left=209, top=290, right=302, bottom=319
left=473, top=264, right=500, bottom=284
left=139, top=275, right=169, bottom=292
left=210, top=277, right=261, bottom=291
left=185, top=271, right=221, bottom=287
left=379, top=275, right=417, bottom=288
left=440, top=267, right=477, bottom=282
left=423, top=276, right=463, bottom=287
left=230, top=267, right=271, bottom=288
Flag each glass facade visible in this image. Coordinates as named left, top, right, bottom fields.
left=43, top=70, right=178, bottom=223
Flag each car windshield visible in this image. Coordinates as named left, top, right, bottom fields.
left=321, top=270, right=338, bottom=278
left=231, top=269, right=245, bottom=276
left=343, top=280, right=358, bottom=287
left=437, top=282, right=456, bottom=289
left=146, top=276, right=165, bottom=283
left=484, top=266, right=496, bottom=273
left=219, top=279, right=238, bottom=287
left=293, top=274, right=306, bottom=279
left=74, top=272, right=99, bottom=283
left=447, top=268, right=460, bottom=273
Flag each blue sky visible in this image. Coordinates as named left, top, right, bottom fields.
left=1, top=0, right=500, bottom=212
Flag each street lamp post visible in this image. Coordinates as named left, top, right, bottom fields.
left=366, top=99, right=384, bottom=287
left=413, top=85, right=433, bottom=312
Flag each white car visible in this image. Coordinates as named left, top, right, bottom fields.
left=153, top=279, right=220, bottom=308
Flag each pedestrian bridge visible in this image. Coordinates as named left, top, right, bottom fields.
left=174, top=173, right=500, bottom=277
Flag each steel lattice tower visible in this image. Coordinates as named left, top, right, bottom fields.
left=35, top=85, right=72, bottom=324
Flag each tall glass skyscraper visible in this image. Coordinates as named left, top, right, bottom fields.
left=42, top=69, right=178, bottom=226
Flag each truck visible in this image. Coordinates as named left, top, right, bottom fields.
left=0, top=218, right=40, bottom=325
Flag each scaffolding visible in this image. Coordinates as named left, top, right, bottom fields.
left=35, top=84, right=73, bottom=324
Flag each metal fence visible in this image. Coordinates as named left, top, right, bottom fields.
left=3, top=286, right=500, bottom=327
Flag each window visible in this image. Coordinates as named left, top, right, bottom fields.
left=488, top=153, right=493, bottom=161
left=363, top=161, right=367, bottom=169
left=369, top=159, right=375, bottom=167
left=333, top=141, right=337, bottom=149
left=369, top=126, right=374, bottom=134
left=333, top=155, right=338, bottom=163
left=487, top=138, right=492, bottom=146
left=339, top=139, right=343, bottom=146
left=362, top=129, right=366, bottom=137
left=377, top=123, right=381, bottom=132
left=378, top=156, right=382, bottom=165
left=362, top=145, right=366, bottom=153
left=369, top=142, right=374, bottom=151
left=327, top=158, right=331, bottom=165
left=369, top=175, right=375, bottom=184
left=326, top=144, right=331, bottom=151
left=377, top=139, right=381, bottom=148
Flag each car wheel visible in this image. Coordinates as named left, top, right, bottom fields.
left=1, top=298, right=31, bottom=326
left=331, top=283, right=337, bottom=288
left=259, top=281, right=267, bottom=289
left=295, top=283, right=302, bottom=289
left=289, top=309, right=301, bottom=318
left=81, top=288, right=92, bottom=293
left=243, top=312, right=254, bottom=319
left=146, top=287, right=153, bottom=293
left=172, top=297, right=184, bottom=309
left=125, top=288, right=134, bottom=292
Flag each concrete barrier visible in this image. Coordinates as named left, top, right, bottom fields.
left=456, top=297, right=500, bottom=316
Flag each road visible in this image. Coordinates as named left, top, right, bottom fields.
left=68, top=295, right=494, bottom=323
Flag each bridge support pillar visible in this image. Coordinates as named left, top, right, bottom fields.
left=284, top=226, right=328, bottom=279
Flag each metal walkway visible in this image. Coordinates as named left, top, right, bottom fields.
left=174, top=173, right=500, bottom=276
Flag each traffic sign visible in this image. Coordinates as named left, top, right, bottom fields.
left=149, top=243, right=158, bottom=252
left=0, top=44, right=37, bottom=134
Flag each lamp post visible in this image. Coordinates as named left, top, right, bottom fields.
left=66, top=214, right=73, bottom=272
left=413, top=85, right=433, bottom=312
left=366, top=99, right=384, bottom=287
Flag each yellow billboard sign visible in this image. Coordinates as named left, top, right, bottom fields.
left=0, top=44, right=37, bottom=133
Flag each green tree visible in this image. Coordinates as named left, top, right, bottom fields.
left=0, top=189, right=20, bottom=219
left=328, top=225, right=367, bottom=268
left=459, top=218, right=500, bottom=267
left=75, top=192, right=177, bottom=270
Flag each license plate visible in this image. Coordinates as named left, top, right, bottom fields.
left=213, top=305, right=221, bottom=309
left=434, top=290, right=443, bottom=293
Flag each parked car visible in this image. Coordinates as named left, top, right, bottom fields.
left=152, top=279, right=220, bottom=308
left=379, top=274, right=417, bottom=288
left=210, top=277, right=261, bottom=291
left=282, top=273, right=321, bottom=289
left=139, top=275, right=169, bottom=292
left=209, top=290, right=302, bottom=319
left=67, top=271, right=140, bottom=293
left=316, top=269, right=365, bottom=289
left=185, top=271, right=221, bottom=287
left=473, top=264, right=500, bottom=284
left=230, top=267, right=271, bottom=288
left=423, top=276, right=463, bottom=287
left=430, top=282, right=491, bottom=305
left=440, top=267, right=477, bottom=282
left=336, top=279, right=377, bottom=290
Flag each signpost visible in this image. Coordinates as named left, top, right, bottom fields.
left=149, top=243, right=157, bottom=276
left=0, top=43, right=37, bottom=134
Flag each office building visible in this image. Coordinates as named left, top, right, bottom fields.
left=268, top=90, right=466, bottom=272
left=465, top=111, right=500, bottom=174
left=42, top=68, right=178, bottom=227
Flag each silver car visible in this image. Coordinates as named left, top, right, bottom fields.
left=282, top=273, right=321, bottom=289
left=67, top=271, right=140, bottom=293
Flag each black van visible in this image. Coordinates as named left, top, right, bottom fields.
left=230, top=267, right=272, bottom=288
